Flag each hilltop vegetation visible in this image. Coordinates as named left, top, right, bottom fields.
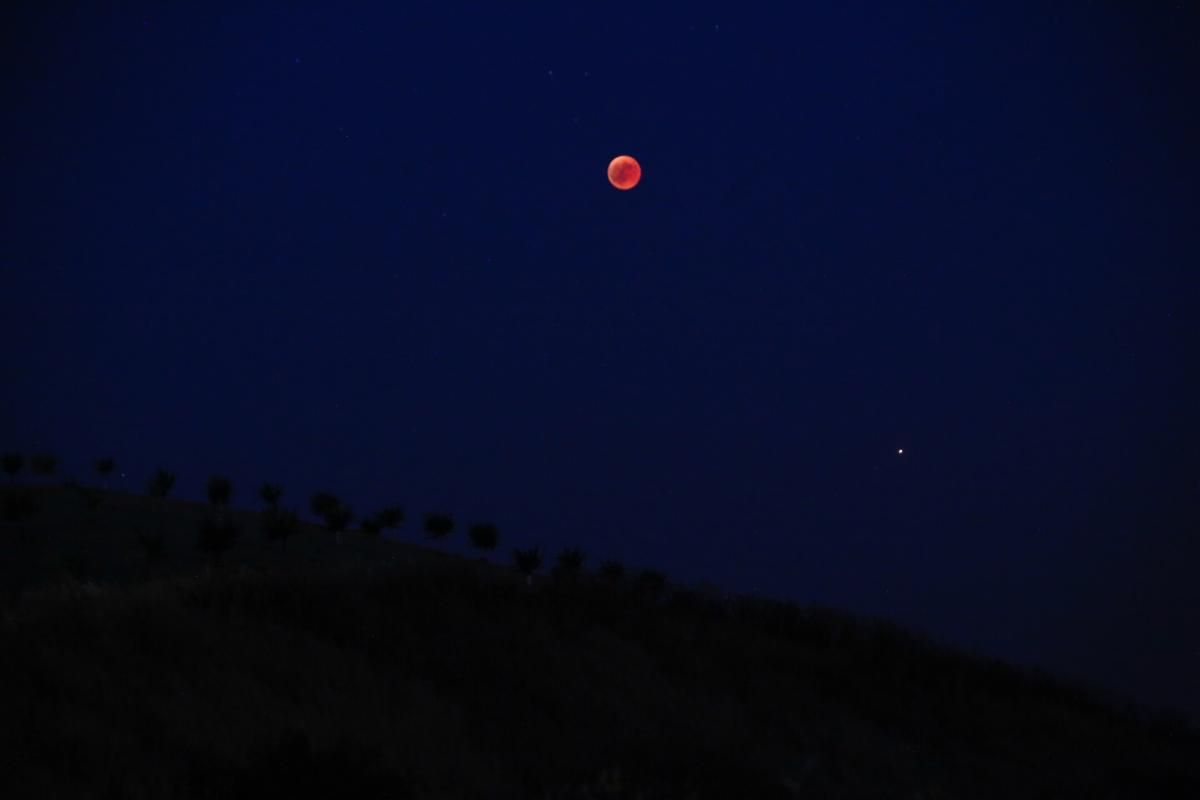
left=1, top=480, right=1197, bottom=798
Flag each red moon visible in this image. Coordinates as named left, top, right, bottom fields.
left=607, top=155, right=641, bottom=190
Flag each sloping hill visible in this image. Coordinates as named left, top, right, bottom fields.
left=0, top=484, right=521, bottom=592
left=1, top=485, right=1197, bottom=798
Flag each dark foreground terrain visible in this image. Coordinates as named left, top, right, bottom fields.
left=1, top=485, right=1197, bottom=798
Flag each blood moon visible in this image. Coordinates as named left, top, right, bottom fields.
left=607, top=155, right=641, bottom=190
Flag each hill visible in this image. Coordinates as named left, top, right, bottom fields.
left=1, top=484, right=1197, bottom=798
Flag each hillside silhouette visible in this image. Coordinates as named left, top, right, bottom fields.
left=1, top=475, right=1197, bottom=799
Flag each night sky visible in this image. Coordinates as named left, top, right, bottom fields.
left=3, top=4, right=1197, bottom=720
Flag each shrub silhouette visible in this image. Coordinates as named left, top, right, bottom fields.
left=3, top=490, right=38, bottom=523
left=359, top=515, right=382, bottom=538
left=513, top=545, right=542, bottom=585
left=259, top=482, right=283, bottom=508
left=670, top=580, right=733, bottom=619
left=310, top=491, right=339, bottom=520
left=1, top=453, right=21, bottom=482
left=322, top=503, right=354, bottom=546
left=237, top=728, right=407, bottom=797
left=632, top=568, right=667, bottom=601
left=377, top=505, right=404, bottom=531
left=207, top=475, right=233, bottom=508
left=468, top=522, right=499, bottom=554
left=146, top=468, right=176, bottom=499
left=553, top=547, right=586, bottom=580
left=598, top=560, right=625, bottom=584
left=260, top=507, right=300, bottom=551
left=59, top=551, right=89, bottom=582
left=423, top=512, right=454, bottom=541
left=73, top=483, right=103, bottom=514
left=3, top=490, right=38, bottom=547
left=145, top=468, right=177, bottom=552
left=136, top=529, right=166, bottom=566
left=94, top=457, right=115, bottom=487
left=63, top=478, right=101, bottom=511
left=197, top=515, right=238, bottom=567
left=29, top=452, right=58, bottom=477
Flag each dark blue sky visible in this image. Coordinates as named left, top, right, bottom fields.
left=3, top=3, right=1197, bottom=719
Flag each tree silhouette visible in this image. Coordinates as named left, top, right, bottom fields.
left=29, top=453, right=57, bottom=478
left=377, top=506, right=404, bottom=532
left=94, top=457, right=115, bottom=488
left=423, top=512, right=454, bottom=541
left=259, top=482, right=283, bottom=509
left=260, top=507, right=300, bottom=552
left=513, top=545, right=543, bottom=586
left=207, top=475, right=233, bottom=508
left=197, top=515, right=238, bottom=568
left=323, top=503, right=354, bottom=546
left=2, top=453, right=21, bottom=483
left=146, top=468, right=176, bottom=499
left=598, top=560, right=626, bottom=584
left=310, top=491, right=340, bottom=520
left=554, top=547, right=586, bottom=578
left=468, top=522, right=499, bottom=555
